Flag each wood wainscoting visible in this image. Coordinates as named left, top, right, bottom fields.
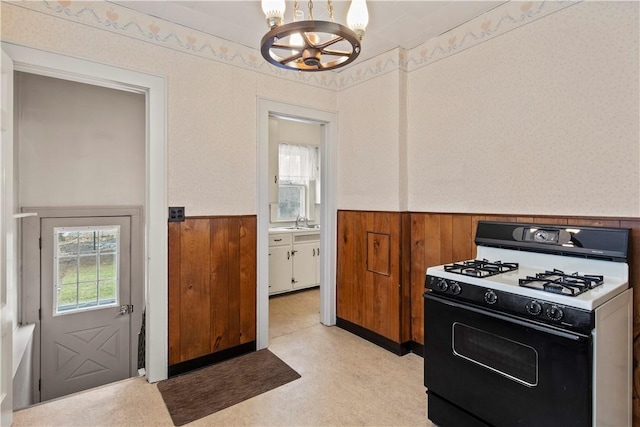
left=168, top=216, right=256, bottom=375
left=336, top=211, right=410, bottom=353
left=407, top=213, right=640, bottom=425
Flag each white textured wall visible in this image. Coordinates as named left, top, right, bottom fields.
left=2, top=2, right=336, bottom=216
left=4, top=1, right=638, bottom=217
left=407, top=1, right=640, bottom=217
left=337, top=70, right=402, bottom=211
left=17, top=72, right=145, bottom=207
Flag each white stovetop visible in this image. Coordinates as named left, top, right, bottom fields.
left=426, top=247, right=629, bottom=311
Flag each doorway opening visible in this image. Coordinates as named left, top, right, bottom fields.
left=257, top=99, right=338, bottom=350
left=3, top=42, right=168, bottom=409
left=267, top=116, right=323, bottom=339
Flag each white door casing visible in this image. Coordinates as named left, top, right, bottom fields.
left=257, top=99, right=338, bottom=350
left=40, top=216, right=131, bottom=401
left=0, top=48, right=15, bottom=427
left=2, top=42, right=168, bottom=385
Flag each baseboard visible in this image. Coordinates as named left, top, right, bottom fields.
left=168, top=341, right=256, bottom=377
left=336, top=318, right=411, bottom=356
left=409, top=341, right=424, bottom=357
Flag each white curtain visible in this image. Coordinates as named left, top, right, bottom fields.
left=279, top=144, right=318, bottom=184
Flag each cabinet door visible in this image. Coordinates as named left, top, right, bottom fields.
left=292, top=242, right=317, bottom=289
left=269, top=246, right=292, bottom=295
left=315, top=244, right=320, bottom=285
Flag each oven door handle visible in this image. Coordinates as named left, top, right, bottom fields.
left=424, top=292, right=589, bottom=341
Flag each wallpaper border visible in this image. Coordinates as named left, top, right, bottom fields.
left=5, top=0, right=579, bottom=91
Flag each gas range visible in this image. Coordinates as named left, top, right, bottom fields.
left=426, top=223, right=629, bottom=334
left=423, top=221, right=632, bottom=427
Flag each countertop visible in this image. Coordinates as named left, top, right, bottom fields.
left=269, top=226, right=321, bottom=234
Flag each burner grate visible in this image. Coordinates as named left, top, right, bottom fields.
left=444, top=259, right=519, bottom=278
left=519, top=269, right=604, bottom=296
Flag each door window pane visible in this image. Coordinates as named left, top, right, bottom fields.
left=78, top=281, right=98, bottom=307
left=57, top=257, right=77, bottom=284
left=53, top=226, right=120, bottom=315
left=99, top=280, right=117, bottom=305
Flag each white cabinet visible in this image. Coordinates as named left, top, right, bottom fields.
left=269, top=246, right=292, bottom=294
left=269, top=231, right=320, bottom=295
left=268, top=233, right=292, bottom=294
left=292, top=242, right=316, bottom=289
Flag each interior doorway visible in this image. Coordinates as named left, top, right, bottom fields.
left=257, top=99, right=338, bottom=350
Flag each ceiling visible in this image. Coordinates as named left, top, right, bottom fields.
left=111, top=1, right=506, bottom=70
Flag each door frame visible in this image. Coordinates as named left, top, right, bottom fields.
left=22, top=206, right=143, bottom=402
left=257, top=99, right=338, bottom=349
left=2, top=42, right=169, bottom=384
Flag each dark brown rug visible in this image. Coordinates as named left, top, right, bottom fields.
left=157, top=349, right=301, bottom=426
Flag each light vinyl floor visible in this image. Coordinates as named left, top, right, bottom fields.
left=13, top=288, right=431, bottom=426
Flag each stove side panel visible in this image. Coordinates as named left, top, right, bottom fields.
left=593, top=288, right=633, bottom=427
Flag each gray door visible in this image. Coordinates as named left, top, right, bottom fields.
left=40, top=216, right=131, bottom=401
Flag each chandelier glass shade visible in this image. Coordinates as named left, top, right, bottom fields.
left=260, top=0, right=369, bottom=72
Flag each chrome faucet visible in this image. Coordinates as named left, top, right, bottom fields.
left=295, top=214, right=308, bottom=228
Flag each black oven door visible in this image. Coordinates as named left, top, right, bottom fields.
left=424, top=292, right=592, bottom=427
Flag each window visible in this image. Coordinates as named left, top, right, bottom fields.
left=276, top=143, right=318, bottom=221
left=53, top=225, right=120, bottom=315
left=278, top=184, right=306, bottom=220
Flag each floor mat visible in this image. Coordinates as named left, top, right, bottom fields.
left=157, top=349, right=301, bottom=426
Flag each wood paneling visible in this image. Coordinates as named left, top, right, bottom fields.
left=210, top=218, right=229, bottom=352
left=407, top=213, right=640, bottom=425
left=179, top=219, right=211, bottom=361
left=367, top=232, right=391, bottom=275
left=239, top=217, right=257, bottom=345
left=168, top=216, right=257, bottom=365
left=337, top=211, right=401, bottom=343
left=168, top=222, right=182, bottom=365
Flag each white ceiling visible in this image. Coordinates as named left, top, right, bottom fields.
left=111, top=1, right=506, bottom=69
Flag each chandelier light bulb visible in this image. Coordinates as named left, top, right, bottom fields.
left=261, top=0, right=286, bottom=28
left=347, top=0, right=369, bottom=40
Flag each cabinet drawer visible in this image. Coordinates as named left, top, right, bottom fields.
left=269, top=234, right=292, bottom=246
left=294, top=233, right=320, bottom=243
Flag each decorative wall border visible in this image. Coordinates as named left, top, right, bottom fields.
left=6, top=0, right=580, bottom=91
left=405, top=0, right=580, bottom=74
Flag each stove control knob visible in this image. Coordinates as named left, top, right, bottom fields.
left=484, top=290, right=498, bottom=305
left=436, top=278, right=449, bottom=292
left=546, top=305, right=564, bottom=321
left=450, top=282, right=461, bottom=295
left=526, top=301, right=542, bottom=316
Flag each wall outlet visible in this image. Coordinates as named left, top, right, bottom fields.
left=168, top=207, right=185, bottom=222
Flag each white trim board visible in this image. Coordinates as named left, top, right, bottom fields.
left=2, top=42, right=168, bottom=384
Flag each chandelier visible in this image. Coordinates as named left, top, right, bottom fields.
left=260, top=0, right=369, bottom=72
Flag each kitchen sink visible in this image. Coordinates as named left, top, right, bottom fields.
left=277, top=225, right=321, bottom=230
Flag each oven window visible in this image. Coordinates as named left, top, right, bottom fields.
left=452, top=323, right=538, bottom=387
